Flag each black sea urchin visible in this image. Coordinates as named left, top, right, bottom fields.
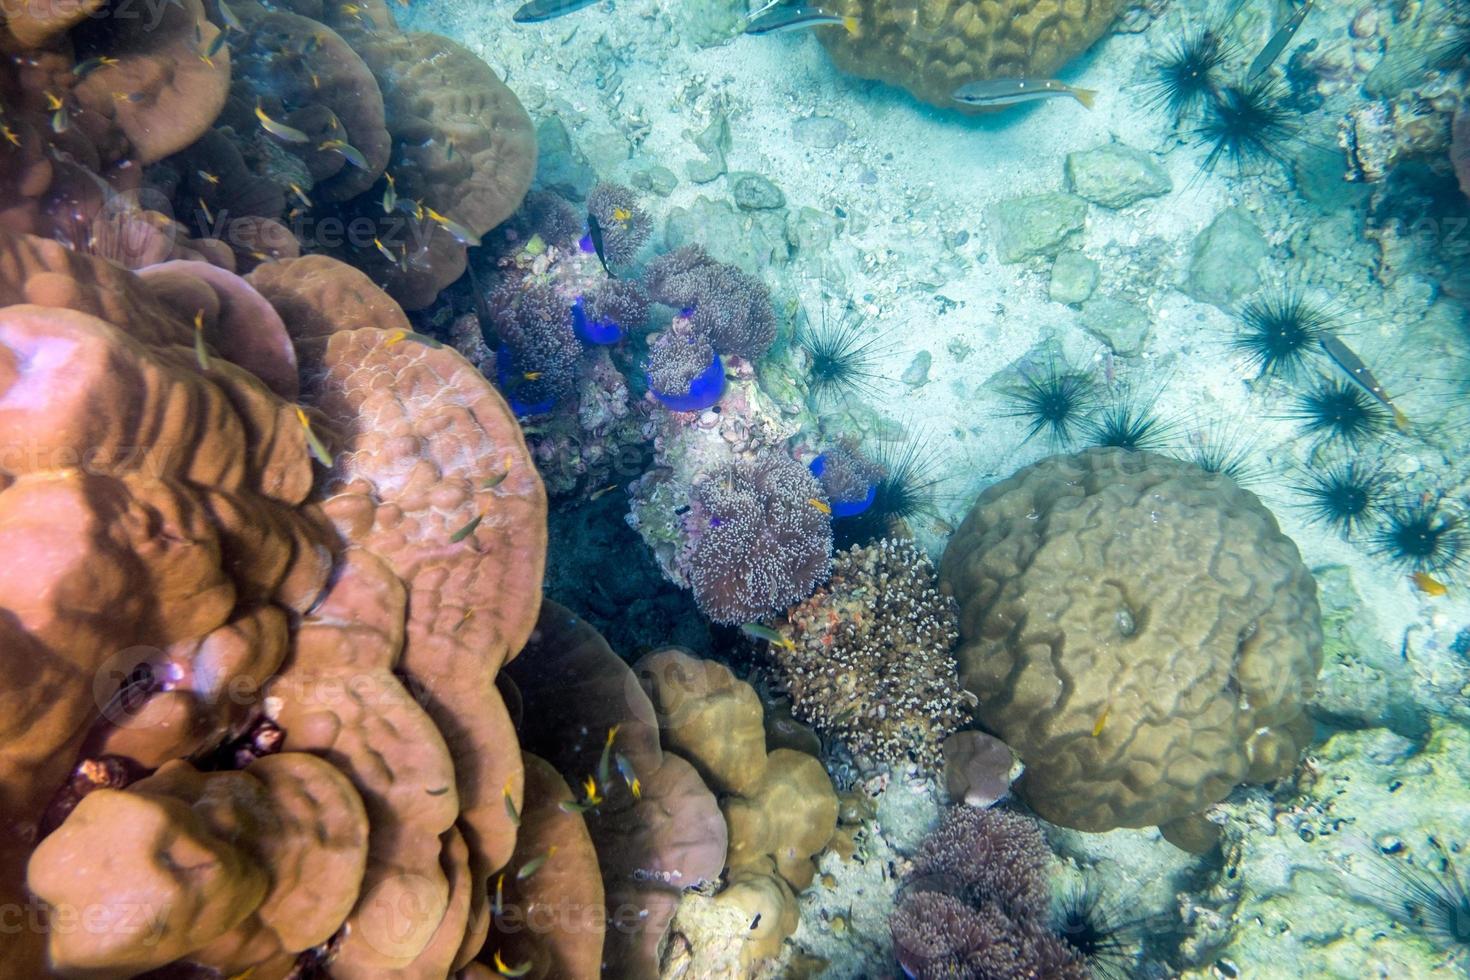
left=833, top=435, right=943, bottom=548
left=1052, top=881, right=1153, bottom=980
left=800, top=304, right=891, bottom=406
left=1146, top=27, right=1237, bottom=123
left=1232, top=292, right=1331, bottom=380
left=1293, top=458, right=1390, bottom=539
left=1186, top=421, right=1261, bottom=485
left=1085, top=389, right=1176, bottom=452
left=1355, top=837, right=1470, bottom=958
left=1195, top=77, right=1298, bottom=173
left=1006, top=362, right=1096, bottom=447
left=1373, top=498, right=1466, bottom=577
left=1289, top=379, right=1391, bottom=448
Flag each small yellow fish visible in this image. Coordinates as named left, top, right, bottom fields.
left=502, top=779, right=520, bottom=827
left=255, top=103, right=310, bottom=143
left=197, top=169, right=220, bottom=185
left=216, top=0, right=244, bottom=31
left=192, top=309, right=210, bottom=371
left=44, top=91, right=62, bottom=111
left=522, top=371, right=543, bottom=381
left=310, top=71, right=321, bottom=90
left=808, top=497, right=832, bottom=515
left=596, top=725, right=619, bottom=790
left=294, top=406, right=333, bottom=467
left=481, top=456, right=513, bottom=490
left=611, top=205, right=633, bottom=224
left=319, top=138, right=368, bottom=169
left=340, top=2, right=362, bottom=14
left=71, top=55, right=119, bottom=77
left=198, top=196, right=214, bottom=225
left=50, top=107, right=67, bottom=133
left=1412, top=572, right=1447, bottom=597
left=740, top=622, right=795, bottom=651
left=425, top=206, right=480, bottom=246
left=492, top=949, right=532, bottom=978
left=198, top=51, right=215, bottom=68
left=581, top=774, right=603, bottom=807
left=450, top=513, right=483, bottom=544
left=492, top=873, right=505, bottom=916
left=615, top=752, right=640, bottom=799
left=288, top=182, right=313, bottom=208
left=589, top=483, right=619, bottom=501
left=516, top=847, right=556, bottom=881
left=382, top=171, right=397, bottom=213
left=385, top=329, right=408, bottom=346
left=373, top=236, right=395, bottom=262
left=2, top=124, right=20, bottom=147
left=1091, top=705, right=1110, bottom=737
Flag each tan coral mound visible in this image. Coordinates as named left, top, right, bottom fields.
left=938, top=448, right=1322, bottom=835
left=817, top=0, right=1125, bottom=109
left=0, top=231, right=549, bottom=978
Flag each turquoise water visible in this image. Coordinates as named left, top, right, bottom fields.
left=3, top=0, right=1469, bottom=976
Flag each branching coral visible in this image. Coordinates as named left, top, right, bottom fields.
left=939, top=448, right=1322, bottom=839
left=686, top=450, right=833, bottom=624
left=773, top=538, right=969, bottom=767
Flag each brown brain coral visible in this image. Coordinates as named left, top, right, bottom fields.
left=818, top=0, right=1125, bottom=109
left=938, top=448, right=1322, bottom=837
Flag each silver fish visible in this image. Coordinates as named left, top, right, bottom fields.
left=512, top=0, right=599, bottom=23
left=1247, top=0, right=1314, bottom=81
left=952, top=78, right=1096, bottom=109
left=744, top=7, right=853, bottom=35
left=1318, top=334, right=1409, bottom=429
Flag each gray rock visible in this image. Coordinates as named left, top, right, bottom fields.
left=792, top=115, right=849, bottom=149
left=1064, top=144, right=1172, bottom=209
left=686, top=114, right=730, bottom=184
left=1050, top=251, right=1099, bottom=305
left=1080, top=296, right=1151, bottom=355
left=535, top=116, right=594, bottom=201
left=786, top=206, right=839, bottom=253
left=631, top=165, right=679, bottom=198
left=986, top=193, right=1087, bottom=263
left=664, top=196, right=789, bottom=270
left=1185, top=208, right=1267, bottom=307
left=730, top=172, right=785, bottom=211
left=901, top=351, right=932, bottom=386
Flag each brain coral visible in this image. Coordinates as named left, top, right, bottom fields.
left=938, top=448, right=1322, bottom=836
left=817, top=0, right=1126, bottom=109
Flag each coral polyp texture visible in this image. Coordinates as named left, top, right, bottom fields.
left=687, top=450, right=834, bottom=624
left=646, top=244, right=777, bottom=360
left=0, top=228, right=549, bottom=978
left=773, top=538, right=970, bottom=767
left=817, top=0, right=1127, bottom=109
left=889, top=807, right=1087, bottom=980
left=586, top=180, right=653, bottom=266
left=938, top=448, right=1323, bottom=840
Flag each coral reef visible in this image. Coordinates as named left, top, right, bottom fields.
left=772, top=538, right=970, bottom=768
left=889, top=807, right=1087, bottom=979
left=0, top=0, right=535, bottom=309
left=646, top=244, right=777, bottom=360
left=816, top=0, right=1126, bottom=110
left=587, top=180, right=653, bottom=266
left=938, top=448, right=1322, bottom=840
left=1455, top=100, right=1470, bottom=198
left=0, top=228, right=548, bottom=977
left=687, top=450, right=834, bottom=625
left=637, top=649, right=839, bottom=966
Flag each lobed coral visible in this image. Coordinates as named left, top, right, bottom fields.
left=0, top=229, right=549, bottom=977
left=686, top=450, right=834, bottom=625
left=816, top=0, right=1126, bottom=110
left=1455, top=100, right=1470, bottom=199
left=772, top=538, right=970, bottom=767
left=938, top=448, right=1322, bottom=842
left=889, top=807, right=1088, bottom=980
